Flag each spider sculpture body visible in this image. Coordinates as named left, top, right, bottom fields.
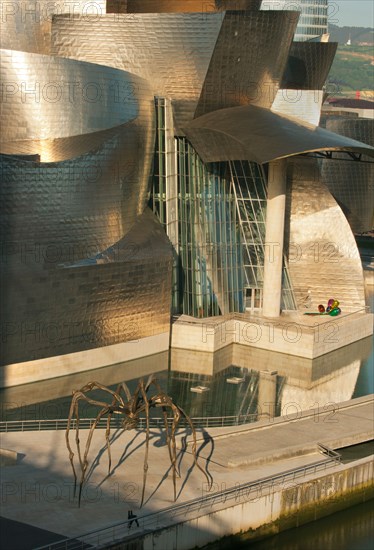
left=65, top=375, right=210, bottom=506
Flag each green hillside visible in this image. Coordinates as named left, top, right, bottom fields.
left=327, top=44, right=374, bottom=93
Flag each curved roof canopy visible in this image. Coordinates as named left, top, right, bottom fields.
left=183, top=105, right=374, bottom=165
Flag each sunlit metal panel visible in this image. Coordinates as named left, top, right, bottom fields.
left=285, top=157, right=366, bottom=311
left=0, top=0, right=106, bottom=54
left=321, top=118, right=374, bottom=233
left=272, top=42, right=337, bottom=125
left=0, top=49, right=154, bottom=160
left=184, top=105, right=374, bottom=164
left=0, top=204, right=173, bottom=366
left=281, top=42, right=337, bottom=90
left=114, top=0, right=262, bottom=12
left=195, top=10, right=299, bottom=116
left=51, top=13, right=224, bottom=127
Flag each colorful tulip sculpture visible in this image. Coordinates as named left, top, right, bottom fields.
left=304, top=298, right=341, bottom=316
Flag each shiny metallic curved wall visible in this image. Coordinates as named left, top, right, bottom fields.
left=113, top=0, right=262, bottom=12
left=0, top=49, right=155, bottom=159
left=0, top=32, right=176, bottom=368
left=280, top=42, right=337, bottom=90
left=321, top=118, right=374, bottom=233
left=284, top=158, right=366, bottom=311
left=1, top=128, right=152, bottom=257
left=0, top=49, right=155, bottom=238
left=194, top=11, right=298, bottom=116
left=0, top=0, right=106, bottom=54
left=261, top=0, right=328, bottom=42
left=183, top=105, right=374, bottom=165
left=0, top=206, right=173, bottom=365
left=51, top=13, right=224, bottom=127
left=272, top=42, right=337, bottom=125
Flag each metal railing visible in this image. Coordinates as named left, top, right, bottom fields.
left=318, top=442, right=342, bottom=463
left=0, top=414, right=258, bottom=433
left=33, top=450, right=340, bottom=550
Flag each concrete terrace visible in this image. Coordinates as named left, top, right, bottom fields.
left=171, top=308, right=373, bottom=359
left=0, top=395, right=373, bottom=547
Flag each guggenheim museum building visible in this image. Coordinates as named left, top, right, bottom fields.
left=1, top=0, right=373, bottom=387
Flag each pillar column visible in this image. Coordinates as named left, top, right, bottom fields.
left=258, top=370, right=278, bottom=420
left=262, top=159, right=287, bottom=317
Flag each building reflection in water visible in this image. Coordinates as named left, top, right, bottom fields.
left=169, top=336, right=372, bottom=421
left=0, top=337, right=372, bottom=423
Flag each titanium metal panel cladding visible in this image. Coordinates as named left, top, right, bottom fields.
left=0, top=0, right=106, bottom=54
left=120, top=0, right=262, bottom=11
left=183, top=105, right=374, bottom=165
left=280, top=42, right=338, bottom=90
left=0, top=49, right=163, bottom=366
left=285, top=158, right=366, bottom=311
left=0, top=206, right=173, bottom=365
left=0, top=49, right=155, bottom=236
left=321, top=118, right=374, bottom=233
left=51, top=13, right=224, bottom=127
left=272, top=42, right=338, bottom=125
left=194, top=10, right=299, bottom=117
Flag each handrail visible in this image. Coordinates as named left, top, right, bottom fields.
left=0, top=414, right=257, bottom=433
left=318, top=442, right=342, bottom=462
left=33, top=454, right=339, bottom=550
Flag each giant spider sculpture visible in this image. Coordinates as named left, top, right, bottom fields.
left=65, top=375, right=210, bottom=507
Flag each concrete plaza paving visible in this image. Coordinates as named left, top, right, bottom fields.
left=0, top=396, right=373, bottom=546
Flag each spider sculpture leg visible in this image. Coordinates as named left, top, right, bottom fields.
left=148, top=394, right=181, bottom=503
left=66, top=389, right=96, bottom=496
left=139, top=379, right=150, bottom=507
left=66, top=382, right=126, bottom=505
left=78, top=406, right=110, bottom=506
left=105, top=412, right=113, bottom=475
left=178, top=405, right=212, bottom=490
left=104, top=386, right=127, bottom=476
left=148, top=379, right=178, bottom=477
left=66, top=395, right=79, bottom=495
left=169, top=401, right=181, bottom=502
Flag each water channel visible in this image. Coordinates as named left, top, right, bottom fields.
left=1, top=289, right=373, bottom=423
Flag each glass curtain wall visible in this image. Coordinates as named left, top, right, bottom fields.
left=150, top=98, right=244, bottom=317
left=150, top=98, right=295, bottom=317
left=176, top=138, right=244, bottom=317
left=228, top=160, right=296, bottom=311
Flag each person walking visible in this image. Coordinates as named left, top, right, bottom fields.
left=128, top=510, right=139, bottom=528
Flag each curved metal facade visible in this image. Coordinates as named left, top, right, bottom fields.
left=51, top=13, right=224, bottom=127
left=0, top=49, right=155, bottom=160
left=272, top=42, right=337, bottom=125
left=0, top=205, right=173, bottom=365
left=261, top=0, right=328, bottom=42
left=284, top=158, right=366, bottom=311
left=321, top=118, right=374, bottom=233
left=119, top=0, right=262, bottom=12
left=184, top=105, right=374, bottom=164
left=281, top=43, right=337, bottom=90
left=0, top=8, right=175, bottom=369
left=0, top=0, right=106, bottom=54
left=194, top=11, right=298, bottom=116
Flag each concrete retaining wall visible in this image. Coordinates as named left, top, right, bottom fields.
left=107, top=457, right=374, bottom=550
left=171, top=312, right=373, bottom=359
left=0, top=332, right=170, bottom=388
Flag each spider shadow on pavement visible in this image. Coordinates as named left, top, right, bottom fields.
left=84, top=425, right=169, bottom=490
left=143, top=427, right=214, bottom=506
